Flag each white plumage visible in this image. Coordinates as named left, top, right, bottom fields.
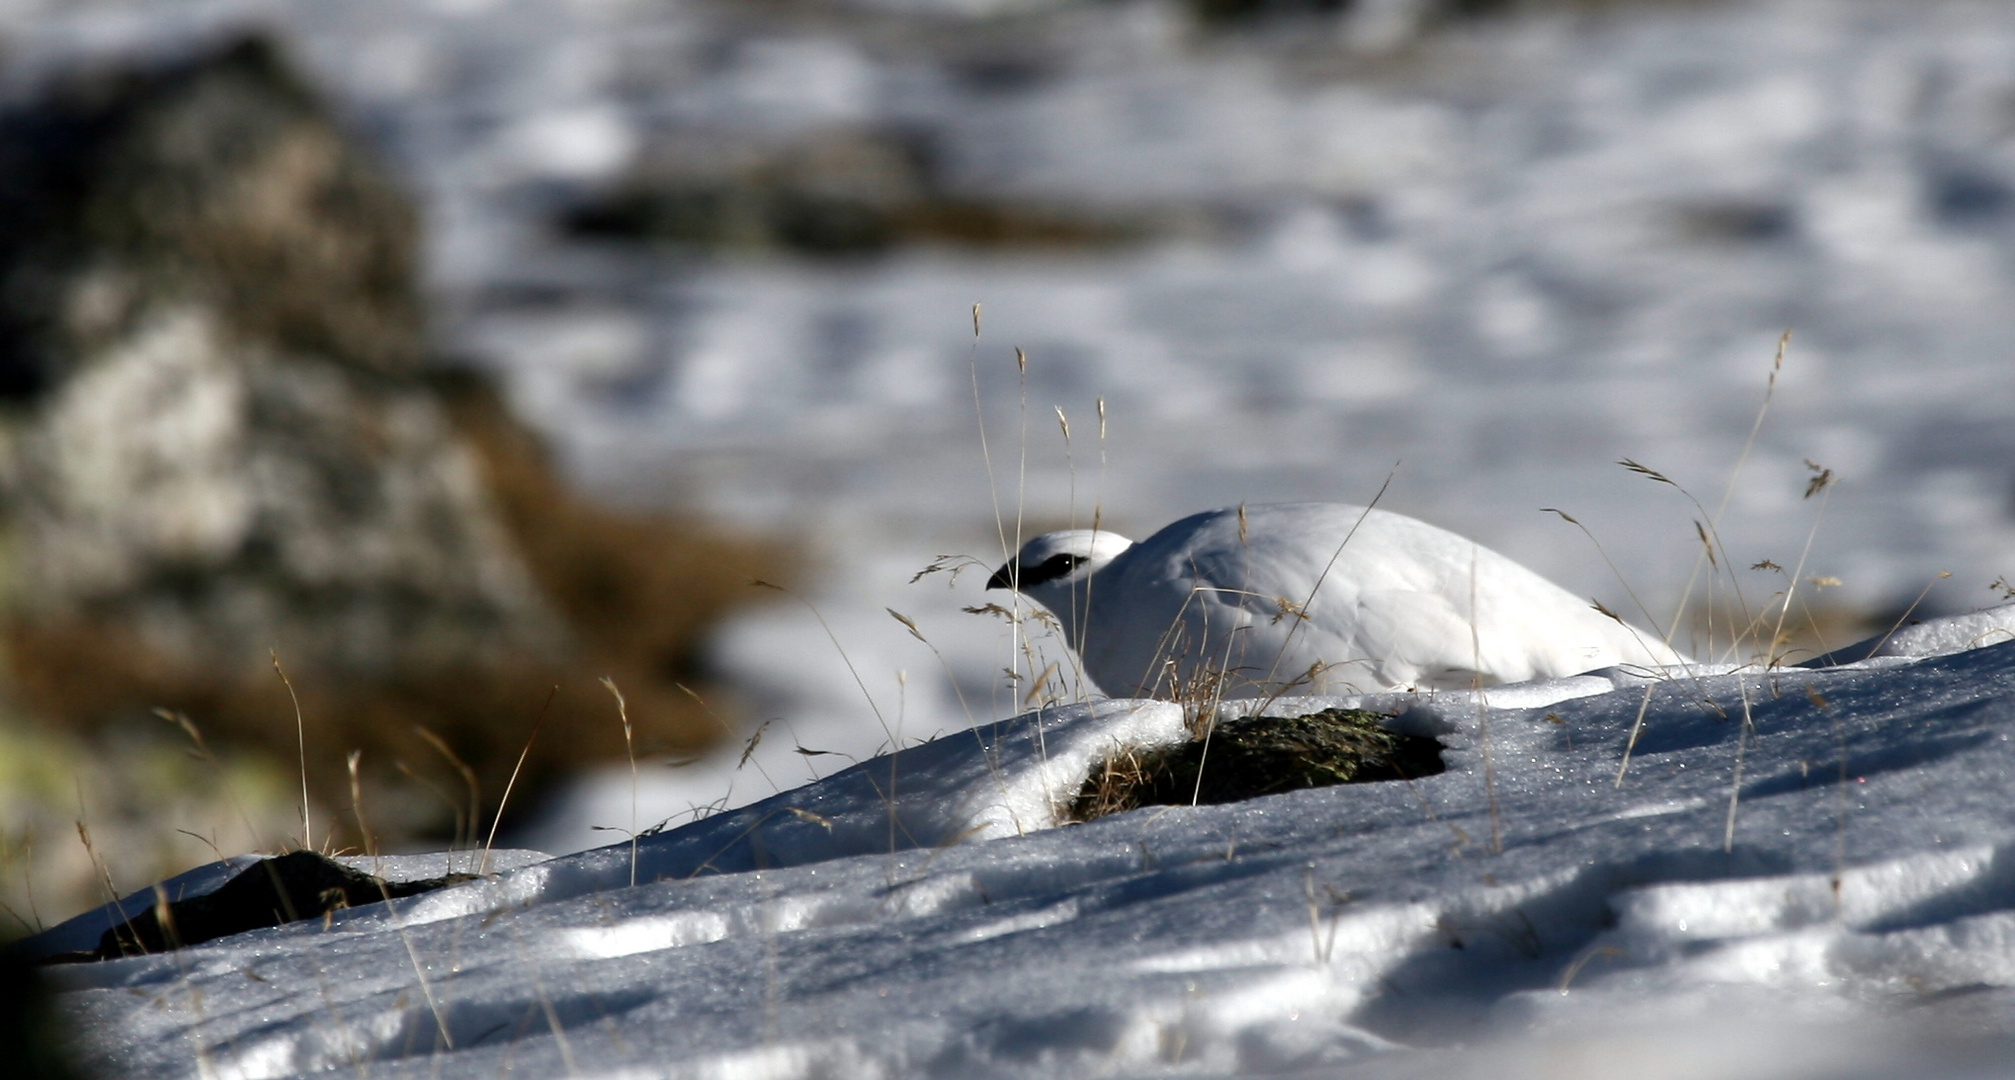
left=986, top=502, right=1691, bottom=698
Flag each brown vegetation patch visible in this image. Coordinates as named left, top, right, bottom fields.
left=561, top=130, right=1164, bottom=257
left=566, top=180, right=1156, bottom=257
left=1068, top=708, right=1444, bottom=822
left=433, top=371, right=784, bottom=690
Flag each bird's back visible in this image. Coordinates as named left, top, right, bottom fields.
left=1076, top=503, right=1685, bottom=697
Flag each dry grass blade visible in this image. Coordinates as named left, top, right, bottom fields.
left=1558, top=944, right=1625, bottom=992
left=1599, top=455, right=1759, bottom=670
left=784, top=807, right=832, bottom=830
left=153, top=707, right=208, bottom=755
left=74, top=813, right=139, bottom=950
left=507, top=926, right=575, bottom=1074
left=394, top=759, right=469, bottom=855
left=674, top=681, right=738, bottom=740
left=887, top=608, right=927, bottom=642
left=1657, top=330, right=1790, bottom=666
left=1617, top=458, right=1678, bottom=487
left=154, top=707, right=270, bottom=854
left=482, top=685, right=558, bottom=875
left=148, top=882, right=183, bottom=951
left=346, top=750, right=375, bottom=858
left=600, top=677, right=640, bottom=888
left=754, top=579, right=897, bottom=751
left=0, top=834, right=42, bottom=936
left=1856, top=571, right=1955, bottom=662
left=270, top=650, right=311, bottom=852
left=1613, top=681, right=1662, bottom=788
left=1802, top=459, right=1837, bottom=499
left=1250, top=466, right=1398, bottom=707
left=1723, top=679, right=1756, bottom=852
left=1071, top=745, right=1151, bottom=822
left=738, top=719, right=773, bottom=768
left=413, top=725, right=481, bottom=855
left=910, top=553, right=984, bottom=585
left=1764, top=470, right=1838, bottom=666
left=1023, top=660, right=1062, bottom=707
left=1540, top=507, right=1680, bottom=661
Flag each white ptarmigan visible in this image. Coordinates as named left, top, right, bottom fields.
left=986, top=502, right=1691, bottom=698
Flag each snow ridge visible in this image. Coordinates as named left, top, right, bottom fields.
left=43, top=629, right=2015, bottom=1078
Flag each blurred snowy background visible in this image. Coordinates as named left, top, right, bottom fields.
left=4, top=0, right=2015, bottom=861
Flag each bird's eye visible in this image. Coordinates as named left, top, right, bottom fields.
left=1022, top=552, right=1088, bottom=586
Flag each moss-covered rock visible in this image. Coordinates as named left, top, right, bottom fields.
left=1070, top=707, right=1444, bottom=821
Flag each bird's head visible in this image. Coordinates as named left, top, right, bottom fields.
left=986, top=530, right=1133, bottom=598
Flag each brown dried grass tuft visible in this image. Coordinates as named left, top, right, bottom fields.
left=1071, top=745, right=1156, bottom=824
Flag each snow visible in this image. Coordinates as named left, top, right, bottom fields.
left=37, top=615, right=2015, bottom=1077
left=1824, top=604, right=2015, bottom=665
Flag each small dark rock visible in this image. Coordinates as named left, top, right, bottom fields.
left=86, top=850, right=471, bottom=961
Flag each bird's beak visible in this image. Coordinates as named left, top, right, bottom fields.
left=985, top=560, right=1017, bottom=591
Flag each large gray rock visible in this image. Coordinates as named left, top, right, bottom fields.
left=0, top=37, right=769, bottom=843
left=0, top=36, right=565, bottom=692
left=3, top=306, right=566, bottom=680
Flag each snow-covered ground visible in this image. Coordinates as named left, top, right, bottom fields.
left=17, top=2, right=2015, bottom=1073
left=6, top=0, right=2015, bottom=846
left=35, top=612, right=2015, bottom=1078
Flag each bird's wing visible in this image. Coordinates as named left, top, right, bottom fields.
left=1346, top=587, right=1491, bottom=689
left=1180, top=511, right=1677, bottom=689
left=1127, top=526, right=1426, bottom=694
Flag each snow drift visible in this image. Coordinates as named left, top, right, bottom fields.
left=35, top=608, right=2015, bottom=1078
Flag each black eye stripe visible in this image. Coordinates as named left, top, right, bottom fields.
left=1020, top=552, right=1087, bottom=586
